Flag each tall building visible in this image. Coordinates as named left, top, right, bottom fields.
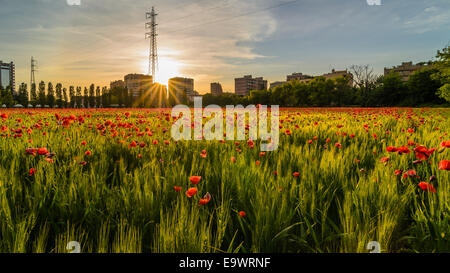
left=384, top=62, right=426, bottom=82
left=124, top=74, right=153, bottom=98
left=0, top=61, right=15, bottom=93
left=235, top=75, right=267, bottom=96
left=210, top=82, right=223, bottom=96
left=169, top=77, right=194, bottom=102
left=287, top=72, right=313, bottom=82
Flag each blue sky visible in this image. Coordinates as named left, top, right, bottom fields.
left=0, top=0, right=449, bottom=93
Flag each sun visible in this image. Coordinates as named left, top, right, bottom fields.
left=155, top=57, right=182, bottom=86
left=140, top=53, right=183, bottom=87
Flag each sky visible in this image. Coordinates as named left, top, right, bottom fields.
left=0, top=0, right=449, bottom=94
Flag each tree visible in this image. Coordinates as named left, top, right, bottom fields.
left=17, top=83, right=29, bottom=107
left=372, top=72, right=406, bottom=106
left=69, top=86, right=75, bottom=108
left=407, top=67, right=442, bottom=105
left=96, top=86, right=101, bottom=108
left=349, top=65, right=378, bottom=105
left=38, top=81, right=46, bottom=107
left=30, top=83, right=37, bottom=107
left=89, top=84, right=95, bottom=108
left=83, top=87, right=88, bottom=108
left=55, top=83, right=63, bottom=107
left=63, top=87, right=68, bottom=108
left=47, top=82, right=55, bottom=108
left=432, top=45, right=450, bottom=102
left=1, top=86, right=15, bottom=107
left=76, top=87, right=82, bottom=108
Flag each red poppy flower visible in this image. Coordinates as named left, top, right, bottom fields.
left=230, top=156, right=236, bottom=163
left=189, top=176, right=202, bottom=185
left=238, top=211, right=246, bottom=218
left=256, top=160, right=260, bottom=166
left=406, top=170, right=417, bottom=177
left=293, top=172, right=300, bottom=177
left=85, top=151, right=92, bottom=156
left=37, top=148, right=48, bottom=155
left=308, top=140, right=313, bottom=144
left=186, top=187, right=198, bottom=198
left=129, top=141, right=137, bottom=148
left=418, top=182, right=436, bottom=193
left=174, top=186, right=182, bottom=192
left=198, top=192, right=211, bottom=206
left=200, top=150, right=207, bottom=158
left=380, top=157, right=390, bottom=163
left=152, top=140, right=158, bottom=145
left=440, top=141, right=450, bottom=148
left=439, top=160, right=450, bottom=171
left=414, top=146, right=436, bottom=160
left=29, top=168, right=37, bottom=176
left=394, top=170, right=403, bottom=176
left=386, top=146, right=398, bottom=152
left=81, top=141, right=87, bottom=146
left=397, top=146, right=410, bottom=154
left=25, top=148, right=36, bottom=156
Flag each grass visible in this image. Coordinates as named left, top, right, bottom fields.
left=0, top=107, right=448, bottom=253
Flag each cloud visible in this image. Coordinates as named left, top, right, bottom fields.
left=403, top=5, right=450, bottom=33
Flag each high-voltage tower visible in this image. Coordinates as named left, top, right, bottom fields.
left=146, top=7, right=158, bottom=80
left=30, top=56, right=37, bottom=88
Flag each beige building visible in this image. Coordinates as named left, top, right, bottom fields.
left=288, top=69, right=353, bottom=85
left=210, top=82, right=223, bottom=96
left=384, top=62, right=426, bottom=82
left=124, top=74, right=153, bottom=98
left=110, top=80, right=125, bottom=89
left=270, top=81, right=286, bottom=89
left=169, top=77, right=195, bottom=102
left=287, top=72, right=313, bottom=82
left=235, top=75, right=267, bottom=96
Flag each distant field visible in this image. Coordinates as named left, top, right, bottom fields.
left=0, top=107, right=449, bottom=253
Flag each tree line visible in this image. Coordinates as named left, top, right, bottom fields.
left=0, top=82, right=134, bottom=108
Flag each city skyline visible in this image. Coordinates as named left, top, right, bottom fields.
left=1, top=0, right=449, bottom=94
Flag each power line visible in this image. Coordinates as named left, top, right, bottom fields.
left=163, top=0, right=301, bottom=35
left=161, top=0, right=232, bottom=25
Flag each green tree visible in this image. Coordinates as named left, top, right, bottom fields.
left=30, top=83, right=37, bottom=107
left=89, top=84, right=95, bottom=108
left=407, top=67, right=442, bottom=105
left=17, top=83, right=29, bottom=107
left=69, top=86, right=75, bottom=108
left=1, top=86, right=15, bottom=107
left=47, top=82, right=55, bottom=108
left=432, top=46, right=450, bottom=102
left=38, top=81, right=46, bottom=107
left=63, top=87, right=68, bottom=108
left=95, top=86, right=101, bottom=108
left=76, top=87, right=82, bottom=108
left=55, top=83, right=63, bottom=107
left=83, top=87, right=88, bottom=108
